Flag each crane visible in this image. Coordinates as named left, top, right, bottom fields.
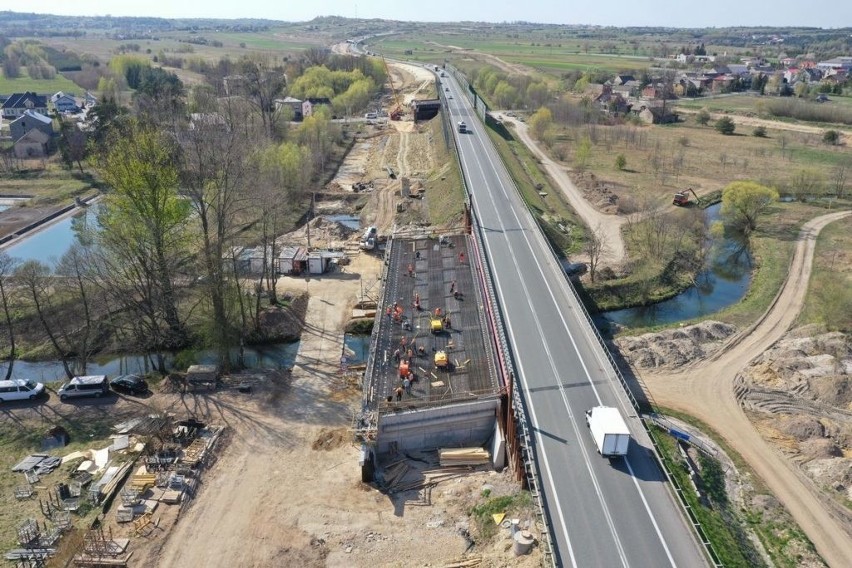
left=380, top=54, right=404, bottom=120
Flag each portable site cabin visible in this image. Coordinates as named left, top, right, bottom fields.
left=307, top=250, right=346, bottom=275
left=278, top=246, right=308, bottom=275
left=247, top=247, right=272, bottom=275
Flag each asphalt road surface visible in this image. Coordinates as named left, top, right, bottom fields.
left=441, top=76, right=708, bottom=568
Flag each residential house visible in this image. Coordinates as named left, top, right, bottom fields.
left=676, top=53, right=716, bottom=64
left=779, top=57, right=797, bottom=67
left=611, top=84, right=634, bottom=98
left=274, top=96, right=303, bottom=120
left=1, top=92, right=48, bottom=121
left=630, top=101, right=678, bottom=124
left=726, top=64, right=750, bottom=77
left=821, top=70, right=848, bottom=85
left=301, top=97, right=332, bottom=118
left=10, top=110, right=54, bottom=142
left=13, top=129, right=51, bottom=158
left=711, top=75, right=736, bottom=93
left=641, top=84, right=672, bottom=99
left=742, top=56, right=768, bottom=67
left=784, top=67, right=822, bottom=85
left=594, top=88, right=629, bottom=115
left=50, top=91, right=79, bottom=113
left=613, top=74, right=635, bottom=86
left=816, top=57, right=852, bottom=73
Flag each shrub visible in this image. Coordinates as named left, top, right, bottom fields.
left=822, top=130, right=840, bottom=145
left=752, top=126, right=767, bottom=138
left=715, top=116, right=736, bottom=135
left=615, top=154, right=627, bottom=171
left=695, top=108, right=711, bottom=125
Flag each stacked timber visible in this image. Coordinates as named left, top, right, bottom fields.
left=439, top=448, right=490, bottom=467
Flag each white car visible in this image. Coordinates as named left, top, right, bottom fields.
left=0, top=379, right=45, bottom=402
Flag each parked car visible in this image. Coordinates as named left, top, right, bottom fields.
left=110, top=374, right=150, bottom=396
left=57, top=375, right=109, bottom=401
left=0, top=379, right=45, bottom=402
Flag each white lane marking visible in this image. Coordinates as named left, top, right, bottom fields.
left=472, top=136, right=679, bottom=567
left=453, top=88, right=677, bottom=566
left=459, top=140, right=628, bottom=568
left=453, top=134, right=577, bottom=567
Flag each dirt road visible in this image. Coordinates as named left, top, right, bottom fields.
left=504, top=117, right=627, bottom=266
left=642, top=210, right=852, bottom=567
left=149, top=254, right=381, bottom=567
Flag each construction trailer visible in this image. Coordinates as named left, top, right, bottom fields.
left=278, top=246, right=308, bottom=275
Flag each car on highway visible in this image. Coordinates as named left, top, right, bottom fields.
left=448, top=95, right=453, bottom=99
left=110, top=374, right=150, bottom=396
left=57, top=375, right=109, bottom=401
left=0, top=379, right=45, bottom=402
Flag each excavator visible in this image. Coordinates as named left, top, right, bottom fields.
left=380, top=55, right=404, bottom=121
left=673, top=187, right=701, bottom=207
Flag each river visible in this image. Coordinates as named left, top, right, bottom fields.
left=601, top=204, right=753, bottom=328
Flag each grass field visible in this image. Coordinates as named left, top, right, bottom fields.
left=32, top=28, right=322, bottom=67
left=376, top=36, right=651, bottom=75
left=0, top=68, right=81, bottom=95
left=551, top=118, right=850, bottom=209
left=798, top=214, right=852, bottom=330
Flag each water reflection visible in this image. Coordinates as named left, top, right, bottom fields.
left=0, top=342, right=300, bottom=384
left=602, top=204, right=753, bottom=328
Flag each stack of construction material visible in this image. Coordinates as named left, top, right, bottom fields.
left=439, top=448, right=490, bottom=467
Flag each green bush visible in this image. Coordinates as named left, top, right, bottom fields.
left=715, top=116, right=736, bottom=135
left=752, top=126, right=767, bottom=138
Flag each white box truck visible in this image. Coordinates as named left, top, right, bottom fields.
left=585, top=406, right=630, bottom=457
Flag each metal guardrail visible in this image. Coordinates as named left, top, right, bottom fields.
left=440, top=76, right=557, bottom=568
left=457, top=84, right=725, bottom=566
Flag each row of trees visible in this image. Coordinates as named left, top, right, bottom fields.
left=468, top=67, right=551, bottom=110
left=0, top=46, right=357, bottom=375
left=1, top=40, right=57, bottom=79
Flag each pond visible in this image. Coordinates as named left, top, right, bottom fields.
left=0, top=342, right=301, bottom=384
left=324, top=214, right=361, bottom=230
left=600, top=204, right=753, bottom=329
left=4, top=206, right=98, bottom=265
left=343, top=333, right=371, bottom=365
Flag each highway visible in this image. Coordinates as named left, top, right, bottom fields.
left=442, top=78, right=709, bottom=567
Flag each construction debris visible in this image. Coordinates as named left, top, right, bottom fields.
left=12, top=454, right=62, bottom=475
left=438, top=448, right=490, bottom=467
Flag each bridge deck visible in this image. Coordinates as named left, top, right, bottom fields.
left=369, top=235, right=499, bottom=411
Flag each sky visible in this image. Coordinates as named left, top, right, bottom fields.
left=2, top=0, right=851, bottom=29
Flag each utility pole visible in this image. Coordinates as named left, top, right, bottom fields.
left=306, top=191, right=314, bottom=250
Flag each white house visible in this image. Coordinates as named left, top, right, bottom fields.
left=51, top=92, right=79, bottom=113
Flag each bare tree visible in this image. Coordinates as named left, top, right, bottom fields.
left=0, top=253, right=18, bottom=380
left=584, top=223, right=610, bottom=283
left=53, top=244, right=101, bottom=375
left=830, top=165, right=847, bottom=199
left=178, top=99, right=259, bottom=368
left=15, top=260, right=76, bottom=379
left=238, top=54, right=287, bottom=138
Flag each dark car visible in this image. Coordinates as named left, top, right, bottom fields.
left=110, top=374, right=149, bottom=396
